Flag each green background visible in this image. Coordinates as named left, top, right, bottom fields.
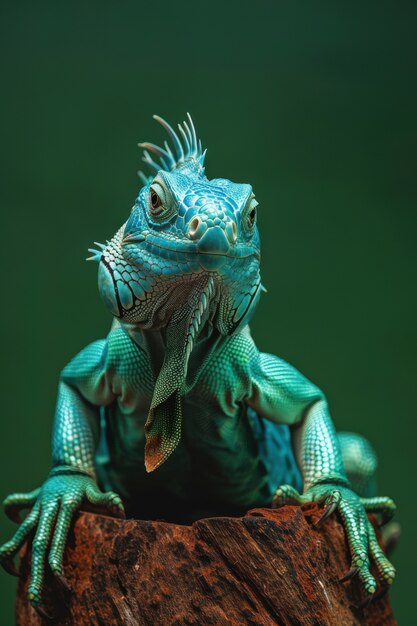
left=0, top=1, right=416, bottom=623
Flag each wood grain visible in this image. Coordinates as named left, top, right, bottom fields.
left=16, top=504, right=396, bottom=625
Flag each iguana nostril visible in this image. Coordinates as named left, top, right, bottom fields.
left=189, top=216, right=237, bottom=246
left=225, top=220, right=237, bottom=244
left=188, top=216, right=206, bottom=240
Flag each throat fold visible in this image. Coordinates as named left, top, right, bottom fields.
left=144, top=276, right=215, bottom=471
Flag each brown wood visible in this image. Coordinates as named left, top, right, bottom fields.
left=15, top=504, right=396, bottom=625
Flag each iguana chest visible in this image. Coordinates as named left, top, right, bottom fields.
left=106, top=350, right=251, bottom=456
left=101, top=338, right=269, bottom=510
left=106, top=325, right=252, bottom=426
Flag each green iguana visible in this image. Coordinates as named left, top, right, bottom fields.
left=0, top=114, right=396, bottom=617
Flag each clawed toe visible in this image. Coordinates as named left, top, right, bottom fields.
left=34, top=605, right=54, bottom=621
left=113, top=506, right=126, bottom=519
left=381, top=521, right=401, bottom=555
left=6, top=509, right=22, bottom=524
left=55, top=572, right=72, bottom=593
left=355, top=592, right=374, bottom=610
left=314, top=501, right=338, bottom=528
left=372, top=587, right=389, bottom=603
left=0, top=557, right=19, bottom=577
left=339, top=566, right=359, bottom=583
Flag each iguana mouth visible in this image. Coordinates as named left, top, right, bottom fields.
left=122, top=231, right=260, bottom=261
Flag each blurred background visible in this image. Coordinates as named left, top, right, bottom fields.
left=0, top=1, right=416, bottom=623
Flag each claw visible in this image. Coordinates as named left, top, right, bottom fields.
left=372, top=587, right=389, bottom=603
left=382, top=521, right=401, bottom=555
left=34, top=605, right=54, bottom=621
left=0, top=557, right=19, bottom=577
left=115, top=506, right=126, bottom=520
left=5, top=507, right=23, bottom=524
left=55, top=573, right=72, bottom=593
left=379, top=513, right=395, bottom=527
left=356, top=592, right=375, bottom=610
left=339, top=566, right=359, bottom=583
left=314, top=501, right=338, bottom=528
left=109, top=496, right=126, bottom=519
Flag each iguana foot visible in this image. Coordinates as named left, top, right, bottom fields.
left=272, top=483, right=396, bottom=601
left=0, top=471, right=125, bottom=612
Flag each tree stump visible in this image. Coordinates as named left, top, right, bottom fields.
left=16, top=504, right=396, bottom=625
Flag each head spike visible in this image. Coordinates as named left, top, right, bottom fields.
left=138, top=142, right=175, bottom=169
left=177, top=123, right=191, bottom=154
left=164, top=140, right=175, bottom=163
left=182, top=119, right=194, bottom=154
left=186, top=113, right=197, bottom=155
left=153, top=115, right=185, bottom=162
left=142, top=150, right=161, bottom=174
left=138, top=170, right=149, bottom=185
left=198, top=149, right=207, bottom=167
left=138, top=114, right=206, bottom=176
left=159, top=156, right=170, bottom=171
left=86, top=247, right=103, bottom=263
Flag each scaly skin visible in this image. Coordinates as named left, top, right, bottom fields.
left=0, top=114, right=396, bottom=613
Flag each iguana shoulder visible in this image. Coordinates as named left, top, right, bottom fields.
left=60, top=321, right=153, bottom=406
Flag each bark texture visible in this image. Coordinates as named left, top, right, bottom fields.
left=16, top=504, right=396, bottom=625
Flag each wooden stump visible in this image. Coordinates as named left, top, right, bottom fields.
left=16, top=504, right=396, bottom=625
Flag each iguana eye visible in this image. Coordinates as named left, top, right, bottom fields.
left=242, top=194, right=258, bottom=234
left=148, top=177, right=171, bottom=219
left=147, top=175, right=177, bottom=223
left=150, top=188, right=162, bottom=211
left=149, top=185, right=165, bottom=216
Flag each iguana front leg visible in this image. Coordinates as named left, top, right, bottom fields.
left=247, top=351, right=396, bottom=603
left=0, top=341, right=124, bottom=615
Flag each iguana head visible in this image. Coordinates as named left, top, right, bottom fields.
left=92, top=114, right=262, bottom=338
left=90, top=114, right=263, bottom=471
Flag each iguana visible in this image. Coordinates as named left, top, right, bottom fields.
left=0, top=114, right=396, bottom=616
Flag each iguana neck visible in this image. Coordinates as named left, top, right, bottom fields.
left=117, top=275, right=226, bottom=471
left=120, top=316, right=225, bottom=391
